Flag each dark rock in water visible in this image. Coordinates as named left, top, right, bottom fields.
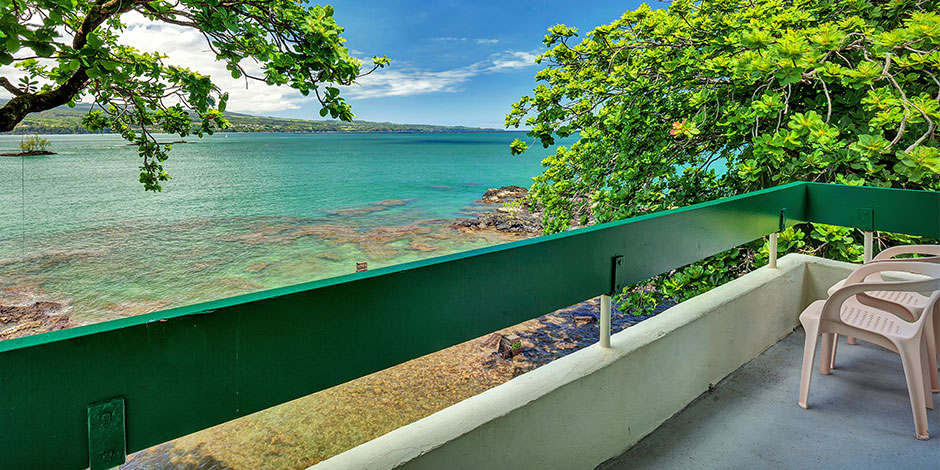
left=453, top=210, right=542, bottom=234
left=0, top=150, right=55, bottom=156
left=0, top=301, right=75, bottom=340
left=480, top=185, right=528, bottom=204
left=453, top=185, right=543, bottom=234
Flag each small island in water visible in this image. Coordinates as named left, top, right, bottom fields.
left=1, top=134, right=56, bottom=156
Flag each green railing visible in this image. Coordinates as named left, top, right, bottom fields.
left=1, top=182, right=937, bottom=469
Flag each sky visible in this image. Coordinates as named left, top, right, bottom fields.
left=2, top=1, right=660, bottom=128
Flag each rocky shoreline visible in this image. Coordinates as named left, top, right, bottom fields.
left=452, top=185, right=544, bottom=235
left=0, top=301, right=75, bottom=340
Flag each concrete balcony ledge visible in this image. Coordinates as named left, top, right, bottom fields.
left=311, top=254, right=937, bottom=470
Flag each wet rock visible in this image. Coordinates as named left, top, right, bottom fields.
left=244, top=262, right=270, bottom=273
left=375, top=199, right=412, bottom=207
left=0, top=301, right=74, bottom=340
left=406, top=241, right=437, bottom=252
left=482, top=333, right=524, bottom=359
left=572, top=315, right=597, bottom=323
left=191, top=260, right=216, bottom=271
left=453, top=210, right=542, bottom=234
left=1, top=150, right=55, bottom=156
left=480, top=185, right=528, bottom=204
left=317, top=252, right=342, bottom=261
left=453, top=186, right=543, bottom=235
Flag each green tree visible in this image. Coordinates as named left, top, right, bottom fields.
left=18, top=133, right=49, bottom=152
left=1, top=0, right=388, bottom=190
left=508, top=0, right=939, bottom=311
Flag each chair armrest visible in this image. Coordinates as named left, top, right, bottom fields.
left=822, top=266, right=940, bottom=326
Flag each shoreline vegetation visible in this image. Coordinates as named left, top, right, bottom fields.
left=0, top=100, right=504, bottom=135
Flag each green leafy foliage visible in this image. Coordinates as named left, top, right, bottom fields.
left=509, top=0, right=940, bottom=314
left=18, top=133, right=49, bottom=152
left=1, top=0, right=388, bottom=190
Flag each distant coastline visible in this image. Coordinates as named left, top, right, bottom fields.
left=3, top=129, right=514, bottom=136
left=0, top=100, right=509, bottom=135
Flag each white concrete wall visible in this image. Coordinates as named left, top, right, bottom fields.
left=311, top=254, right=856, bottom=470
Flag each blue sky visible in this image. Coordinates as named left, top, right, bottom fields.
left=0, top=1, right=659, bottom=128
left=281, top=0, right=656, bottom=128
left=0, top=0, right=667, bottom=128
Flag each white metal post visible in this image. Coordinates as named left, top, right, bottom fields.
left=600, top=294, right=611, bottom=348
left=768, top=232, right=778, bottom=269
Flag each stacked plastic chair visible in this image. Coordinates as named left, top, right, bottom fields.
left=827, top=245, right=940, bottom=390
left=797, top=253, right=940, bottom=440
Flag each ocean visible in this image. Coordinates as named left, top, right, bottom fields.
left=0, top=132, right=557, bottom=326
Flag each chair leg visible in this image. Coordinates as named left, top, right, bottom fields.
left=927, top=312, right=940, bottom=393
left=898, top=339, right=930, bottom=440
left=934, top=307, right=940, bottom=368
left=926, top=323, right=939, bottom=393
left=921, top=342, right=934, bottom=410
left=819, top=333, right=834, bottom=375
left=830, top=334, right=839, bottom=370
left=799, top=322, right=820, bottom=410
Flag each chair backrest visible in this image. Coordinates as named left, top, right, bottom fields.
left=874, top=244, right=940, bottom=261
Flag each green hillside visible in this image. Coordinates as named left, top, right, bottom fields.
left=1, top=101, right=498, bottom=134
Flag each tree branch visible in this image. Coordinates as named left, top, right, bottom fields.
left=0, top=0, right=141, bottom=131
left=0, top=77, right=26, bottom=96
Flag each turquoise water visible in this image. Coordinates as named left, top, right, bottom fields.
left=0, top=132, right=555, bottom=325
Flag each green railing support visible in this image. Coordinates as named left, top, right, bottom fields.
left=0, top=183, right=936, bottom=469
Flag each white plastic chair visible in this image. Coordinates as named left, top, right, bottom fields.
left=798, top=261, right=940, bottom=440
left=827, top=245, right=940, bottom=390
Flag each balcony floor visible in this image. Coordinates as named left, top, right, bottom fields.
left=598, top=329, right=940, bottom=470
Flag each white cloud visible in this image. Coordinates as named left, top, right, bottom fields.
left=117, top=12, right=311, bottom=113
left=1, top=14, right=533, bottom=111
left=0, top=13, right=311, bottom=113
left=346, top=50, right=538, bottom=99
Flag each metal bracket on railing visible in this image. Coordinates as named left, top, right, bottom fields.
left=858, top=208, right=873, bottom=232
left=779, top=208, right=788, bottom=232
left=611, top=255, right=625, bottom=295
left=88, top=397, right=126, bottom=470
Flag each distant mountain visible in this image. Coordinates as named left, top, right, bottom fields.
left=0, top=100, right=501, bottom=134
